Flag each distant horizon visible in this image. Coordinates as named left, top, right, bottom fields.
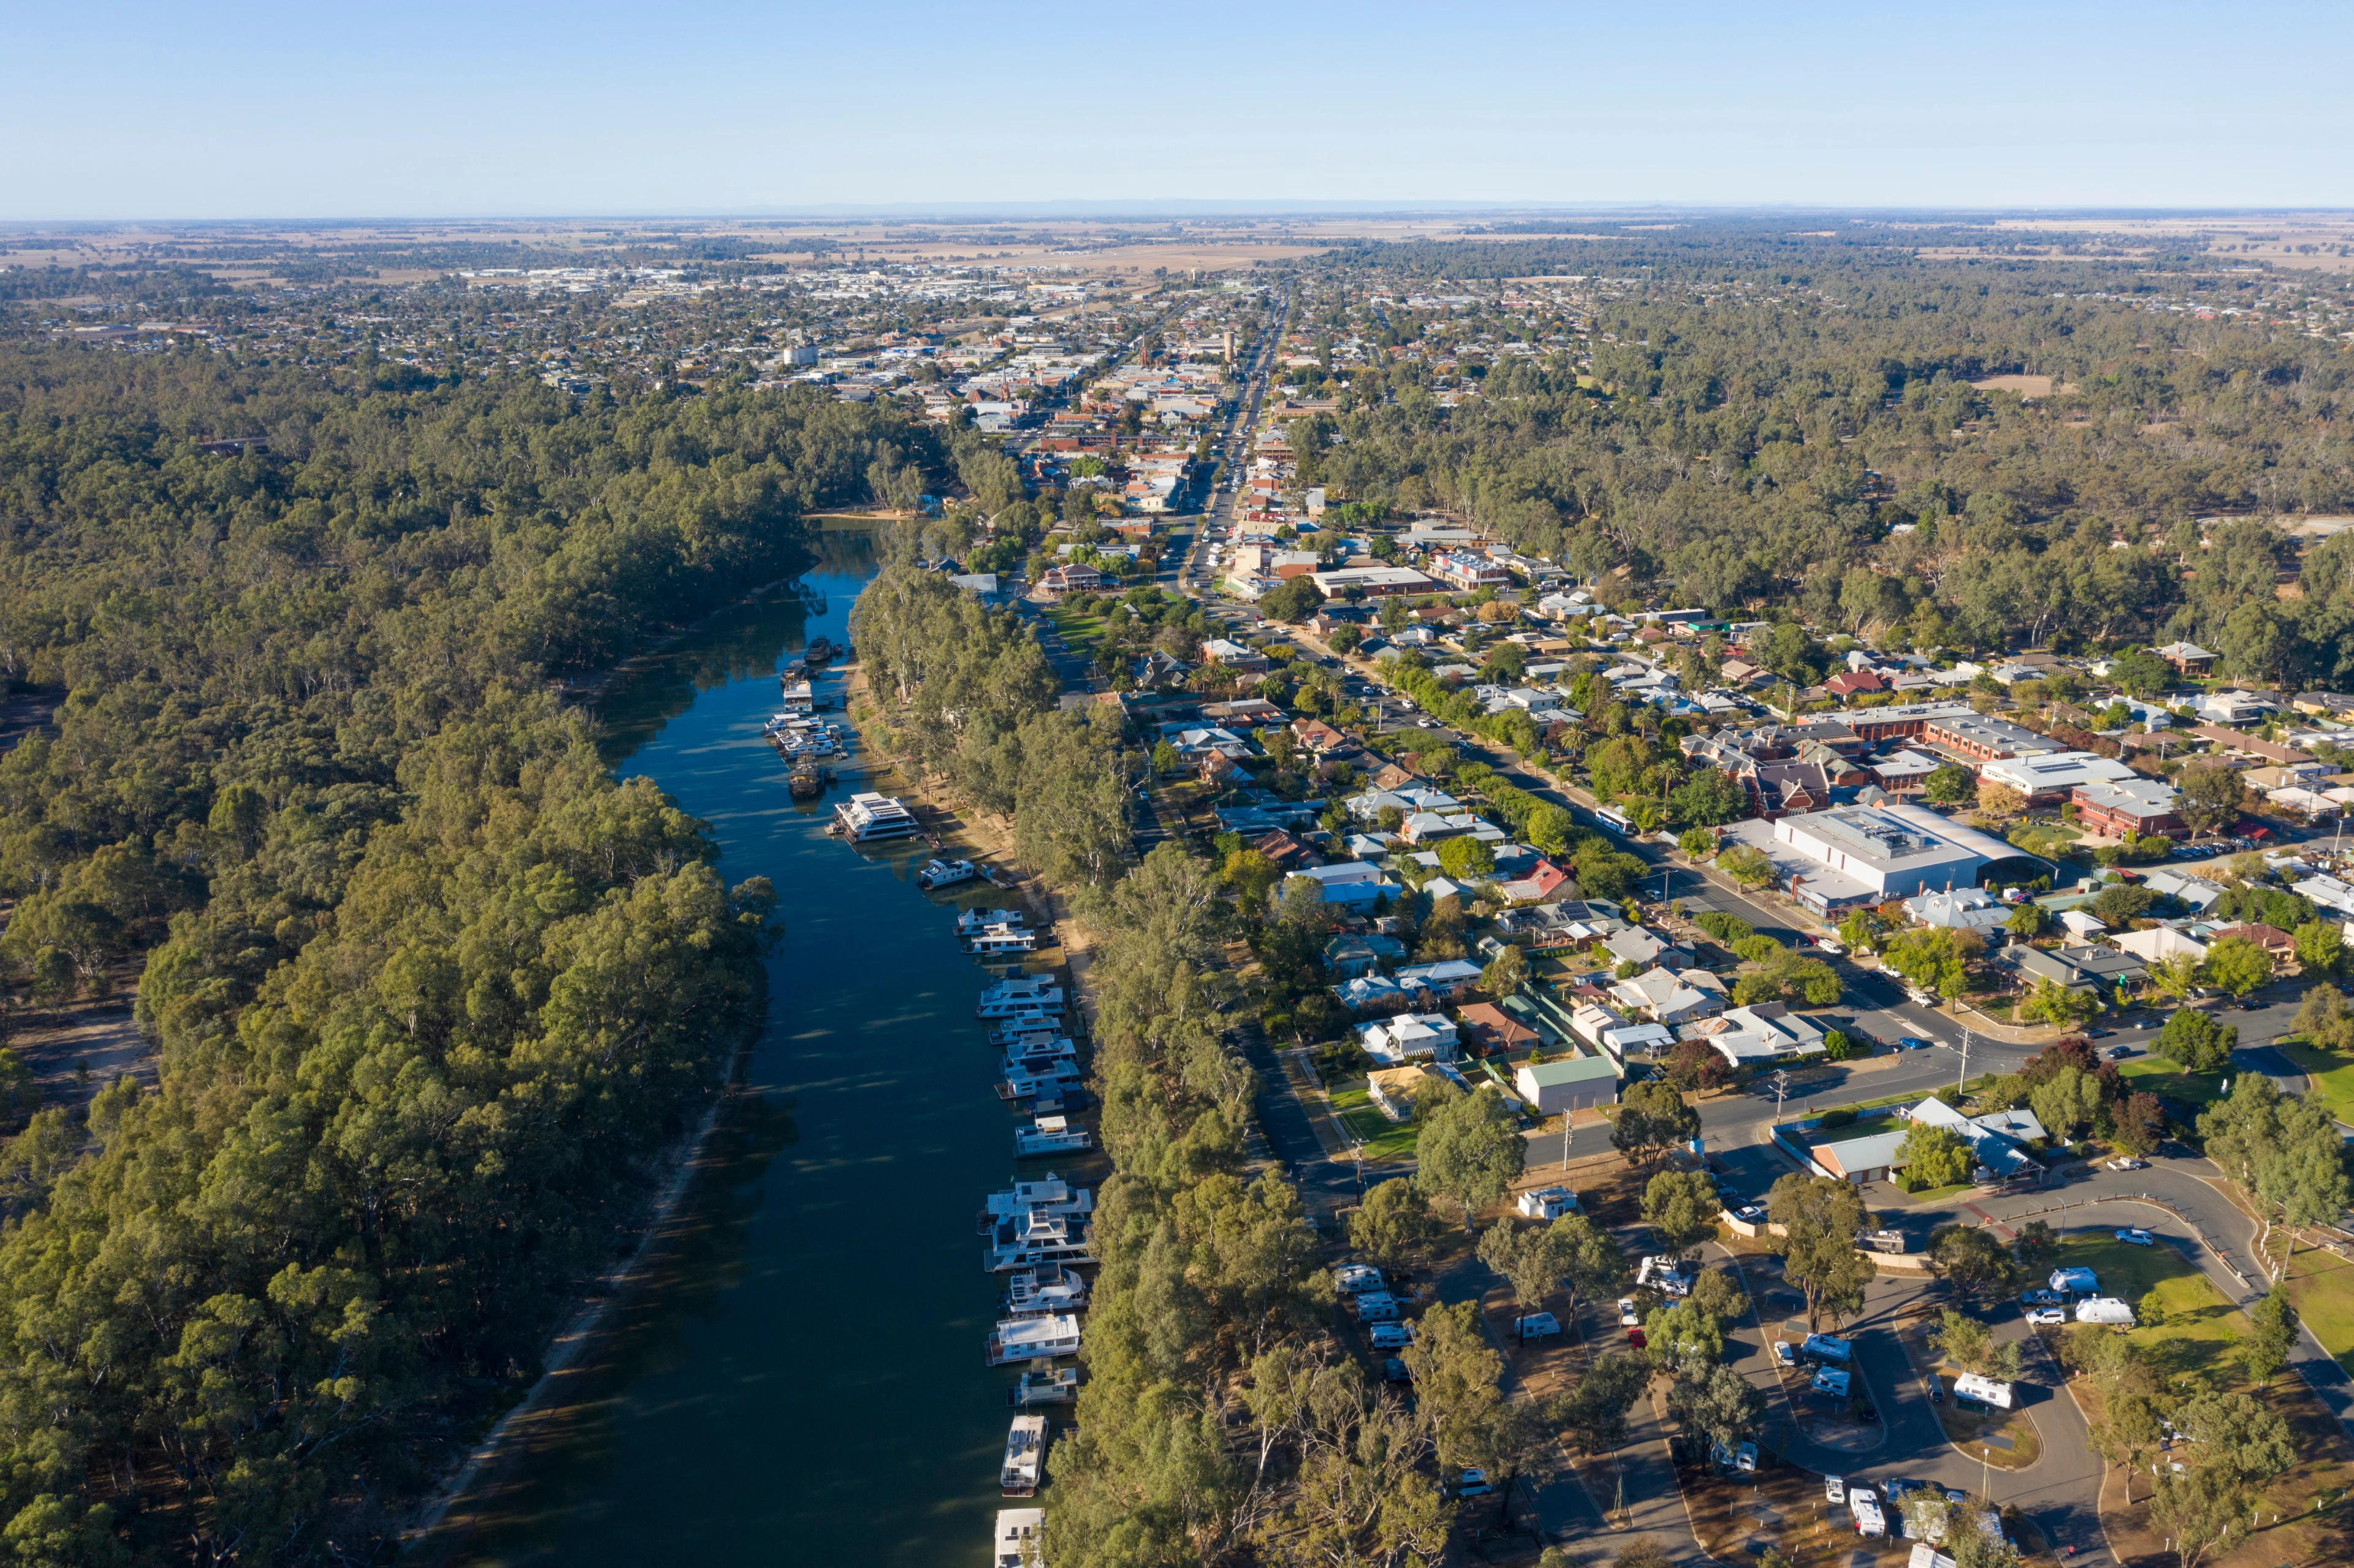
left=10, top=201, right=2354, bottom=230
left=8, top=0, right=2351, bottom=221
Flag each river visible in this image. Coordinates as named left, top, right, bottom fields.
left=441, top=531, right=1048, bottom=1567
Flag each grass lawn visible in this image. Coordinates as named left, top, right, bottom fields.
left=1329, top=1084, right=1421, bottom=1161
left=1902, top=1181, right=1979, bottom=1205
left=2283, top=1245, right=2354, bottom=1380
left=2054, top=1233, right=2255, bottom=1382
left=1043, top=601, right=1110, bottom=653
left=2273, top=1036, right=2354, bottom=1126
left=2116, top=1054, right=2228, bottom=1103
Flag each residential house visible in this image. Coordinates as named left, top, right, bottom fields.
left=2188, top=725, right=2312, bottom=766
left=2290, top=691, right=2354, bottom=720
left=2208, top=922, right=2295, bottom=959
left=1357, top=1012, right=1460, bottom=1065
left=1395, top=959, right=1484, bottom=1004
left=2006, top=942, right=2146, bottom=994
left=1603, top=926, right=1693, bottom=972
left=2196, top=690, right=2275, bottom=727
left=1456, top=1002, right=1541, bottom=1057
left=1681, top=1003, right=1827, bottom=1067
left=1291, top=718, right=1349, bottom=754
left=2156, top=641, right=2216, bottom=675
left=1367, top=1065, right=1441, bottom=1120
left=1323, top=932, right=1407, bottom=979
left=1609, top=965, right=1727, bottom=1024
left=1289, top=861, right=1398, bottom=909
left=1202, top=638, right=1270, bottom=676
left=1331, top=975, right=1409, bottom=1014
left=1040, top=562, right=1102, bottom=595
left=2112, top=927, right=2207, bottom=965
left=1903, top=886, right=2011, bottom=932
left=1826, top=669, right=1886, bottom=698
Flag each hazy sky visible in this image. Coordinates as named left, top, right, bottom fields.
left=10, top=0, right=2352, bottom=219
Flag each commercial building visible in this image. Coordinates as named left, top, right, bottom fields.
left=1309, top=565, right=1433, bottom=598
left=1514, top=1054, right=1621, bottom=1114
left=1977, top=750, right=2139, bottom=804
left=2071, top=778, right=2184, bottom=838
left=1753, top=803, right=2027, bottom=913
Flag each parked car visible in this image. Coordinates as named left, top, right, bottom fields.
left=2106, top=1045, right=2133, bottom=1060
left=2084, top=1029, right=2112, bottom=1039
left=1382, top=1357, right=1411, bottom=1383
left=1897, top=1036, right=1933, bottom=1051
left=1773, top=1341, right=1798, bottom=1367
left=2116, top=1228, right=2156, bottom=1247
left=2027, top=1307, right=2069, bottom=1326
left=2020, top=1288, right=2066, bottom=1306
left=1735, top=1204, right=1767, bottom=1223
left=1618, top=1297, right=1642, bottom=1327
left=1824, top=1475, right=1844, bottom=1504
left=2107, top=1157, right=2146, bottom=1170
left=1627, top=1326, right=1647, bottom=1349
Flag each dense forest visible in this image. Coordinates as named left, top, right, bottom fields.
left=1289, top=238, right=2354, bottom=686
left=0, top=345, right=947, bottom=1561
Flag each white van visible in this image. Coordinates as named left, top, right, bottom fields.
left=1954, top=1372, right=2015, bottom=1409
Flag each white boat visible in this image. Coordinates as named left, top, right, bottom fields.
left=994, top=1507, right=1045, bottom=1568
left=967, top=924, right=1039, bottom=956
left=1002, top=1039, right=1078, bottom=1073
left=985, top=1206, right=1092, bottom=1271
left=832, top=792, right=921, bottom=843
left=977, top=976, right=1064, bottom=1018
left=986, top=1313, right=1082, bottom=1366
left=1007, top=1366, right=1080, bottom=1407
left=989, top=1019, right=1065, bottom=1048
left=777, top=679, right=816, bottom=712
left=1001, top=1413, right=1049, bottom=1495
left=958, top=908, right=1029, bottom=938
left=998, top=1054, right=1078, bottom=1092
left=1016, top=1116, right=1094, bottom=1158
left=1004, top=1265, right=1089, bottom=1317
left=918, top=858, right=980, bottom=890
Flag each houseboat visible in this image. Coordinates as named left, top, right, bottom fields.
left=977, top=975, right=1064, bottom=1018
left=993, top=1507, right=1045, bottom=1568
left=1000, top=1063, right=1081, bottom=1102
left=917, top=858, right=980, bottom=891
left=1003, top=1264, right=1089, bottom=1317
left=832, top=792, right=922, bottom=843
left=985, top=1206, right=1092, bottom=1272
left=787, top=758, right=828, bottom=800
left=1001, top=1414, right=1049, bottom=1496
left=1015, top=1116, right=1093, bottom=1158
left=958, top=908, right=1029, bottom=939
left=966, top=924, right=1038, bottom=957
left=777, top=679, right=816, bottom=714
left=985, top=1313, right=1082, bottom=1368
left=1001, top=1037, right=1078, bottom=1072
left=989, top=1019, right=1065, bottom=1048
left=1007, top=1366, right=1080, bottom=1407
left=804, top=636, right=835, bottom=664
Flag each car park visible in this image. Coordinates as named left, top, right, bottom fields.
left=2116, top=1228, right=2156, bottom=1247
left=2027, top=1307, right=2068, bottom=1326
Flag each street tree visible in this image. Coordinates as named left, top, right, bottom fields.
left=1609, top=1080, right=1699, bottom=1171
left=2157, top=1008, right=2236, bottom=1073
left=2200, top=1074, right=2353, bottom=1279
left=1348, top=1178, right=1443, bottom=1274
left=2202, top=935, right=2274, bottom=999
left=1766, top=1173, right=1872, bottom=1331
left=1414, top=1085, right=1526, bottom=1218
left=1926, top=1226, right=2019, bottom=1304
left=1640, top=1170, right=1723, bottom=1258
left=2175, top=761, right=2248, bottom=839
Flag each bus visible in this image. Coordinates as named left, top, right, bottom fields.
left=1593, top=805, right=1635, bottom=836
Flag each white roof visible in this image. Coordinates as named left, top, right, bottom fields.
left=2112, top=926, right=2207, bottom=963
left=1979, top=751, right=2138, bottom=792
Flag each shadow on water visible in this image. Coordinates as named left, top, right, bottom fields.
left=436, top=528, right=1023, bottom=1568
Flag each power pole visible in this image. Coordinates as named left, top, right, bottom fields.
left=1772, top=1069, right=1791, bottom=1123
left=1956, top=1027, right=1971, bottom=1097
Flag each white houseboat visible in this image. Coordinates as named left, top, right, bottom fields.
left=1015, top=1116, right=1094, bottom=1158
left=1001, top=1038, right=1078, bottom=1073
left=993, top=1507, right=1045, bottom=1568
left=917, top=858, right=980, bottom=890
left=986, top=1313, right=1083, bottom=1367
left=958, top=908, right=1029, bottom=939
left=985, top=1206, right=1092, bottom=1272
left=1007, top=1366, right=1080, bottom=1407
left=966, top=923, right=1038, bottom=956
left=1001, top=1413, right=1049, bottom=1496
left=832, top=792, right=921, bottom=843
left=777, top=679, right=815, bottom=713
left=989, top=1019, right=1065, bottom=1048
left=1001, top=1063, right=1081, bottom=1102
left=1004, top=1265, right=1089, bottom=1317
left=977, top=976, right=1064, bottom=1018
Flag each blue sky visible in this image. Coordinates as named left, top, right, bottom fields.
left=10, top=1, right=2353, bottom=219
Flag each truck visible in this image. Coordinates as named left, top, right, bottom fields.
left=2049, top=1265, right=2099, bottom=1295
left=2076, top=1296, right=2136, bottom=1325
left=1953, top=1373, right=2015, bottom=1409
left=1802, top=1332, right=1854, bottom=1364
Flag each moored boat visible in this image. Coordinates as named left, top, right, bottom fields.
left=1000, top=1414, right=1049, bottom=1496
left=993, top=1507, right=1045, bottom=1568
left=916, top=858, right=980, bottom=890
left=985, top=1314, right=1081, bottom=1367
left=1015, top=1115, right=1093, bottom=1158
left=832, top=792, right=921, bottom=843
left=1006, top=1366, right=1080, bottom=1407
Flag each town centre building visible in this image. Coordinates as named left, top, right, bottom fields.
left=1719, top=802, right=2039, bottom=915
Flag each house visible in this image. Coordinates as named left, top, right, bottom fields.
left=1813, top=1097, right=2044, bottom=1186
left=1826, top=669, right=1886, bottom=698
left=2071, top=778, right=2184, bottom=839
left=1603, top=926, right=1693, bottom=972
left=1332, top=975, right=1409, bottom=1014
left=2291, top=691, right=2354, bottom=719
left=1291, top=718, right=1349, bottom=754
left=1493, top=859, right=1572, bottom=905
left=2208, top=922, right=2295, bottom=959
left=1357, top=1012, right=1460, bottom=1065
left=2291, top=873, right=2354, bottom=918
left=1903, top=886, right=2012, bottom=933
left=1202, top=638, right=1270, bottom=676
left=1199, top=751, right=1244, bottom=786
left=1567, top=1002, right=1675, bottom=1059
left=2155, top=641, right=2215, bottom=675
left=2141, top=868, right=2226, bottom=913
left=1133, top=649, right=1190, bottom=688
left=1324, top=932, right=1407, bottom=979
left=1456, top=1002, right=1541, bottom=1057
left=1395, top=959, right=1484, bottom=1003
left=2188, top=725, right=2312, bottom=766
left=1289, top=861, right=1398, bottom=909
left=1367, top=1065, right=1441, bottom=1121
left=1250, top=829, right=1317, bottom=870
left=1610, top=965, right=1727, bottom=1024
left=1516, top=1055, right=1621, bottom=1114
left=2196, top=690, right=2274, bottom=727
left=1680, top=1003, right=1827, bottom=1067
left=2112, top=927, right=2207, bottom=965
